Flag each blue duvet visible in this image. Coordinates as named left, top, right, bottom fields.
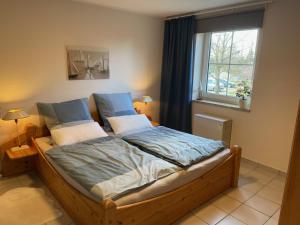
left=122, top=126, right=225, bottom=168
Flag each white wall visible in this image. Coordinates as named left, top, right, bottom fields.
left=0, top=0, right=164, bottom=145
left=1, top=0, right=298, bottom=173
left=193, top=0, right=300, bottom=172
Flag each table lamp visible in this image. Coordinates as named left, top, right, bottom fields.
left=142, top=96, right=153, bottom=105
left=141, top=96, right=153, bottom=121
left=3, top=109, right=30, bottom=151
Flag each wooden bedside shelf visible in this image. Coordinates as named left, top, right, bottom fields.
left=2, top=146, right=38, bottom=177
left=6, top=147, right=37, bottom=160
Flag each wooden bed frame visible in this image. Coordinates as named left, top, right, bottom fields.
left=31, top=127, right=241, bottom=225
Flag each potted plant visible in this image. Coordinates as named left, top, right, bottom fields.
left=236, top=81, right=251, bottom=109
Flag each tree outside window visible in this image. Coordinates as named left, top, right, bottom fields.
left=206, top=29, right=258, bottom=97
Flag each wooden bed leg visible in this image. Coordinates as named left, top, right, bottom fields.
left=231, top=145, right=242, bottom=188
left=103, top=199, right=118, bottom=225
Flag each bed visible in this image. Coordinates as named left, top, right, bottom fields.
left=32, top=127, right=241, bottom=225
left=33, top=97, right=241, bottom=225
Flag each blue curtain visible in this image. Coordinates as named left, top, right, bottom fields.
left=159, top=16, right=196, bottom=133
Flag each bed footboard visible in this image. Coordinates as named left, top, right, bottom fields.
left=109, top=145, right=241, bottom=225
left=33, top=137, right=241, bottom=225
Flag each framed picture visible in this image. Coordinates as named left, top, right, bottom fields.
left=66, top=46, right=110, bottom=80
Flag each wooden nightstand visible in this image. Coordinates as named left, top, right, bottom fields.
left=2, top=146, right=38, bottom=177
left=151, top=121, right=160, bottom=126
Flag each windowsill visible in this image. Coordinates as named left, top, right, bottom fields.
left=193, top=99, right=251, bottom=112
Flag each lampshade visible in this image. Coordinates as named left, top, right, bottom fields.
left=142, top=96, right=153, bottom=103
left=3, top=109, right=29, bottom=121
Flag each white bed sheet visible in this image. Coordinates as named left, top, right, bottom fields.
left=35, top=136, right=231, bottom=206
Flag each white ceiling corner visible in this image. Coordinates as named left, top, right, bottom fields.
left=72, top=0, right=266, bottom=18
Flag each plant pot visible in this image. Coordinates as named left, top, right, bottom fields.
left=239, top=99, right=247, bottom=109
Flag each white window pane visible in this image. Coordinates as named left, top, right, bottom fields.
left=197, top=28, right=259, bottom=103
left=227, top=65, right=254, bottom=97
left=231, top=29, right=258, bottom=64
left=209, top=32, right=233, bottom=64
left=207, top=64, right=229, bottom=95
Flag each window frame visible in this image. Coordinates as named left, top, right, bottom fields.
left=198, top=28, right=262, bottom=106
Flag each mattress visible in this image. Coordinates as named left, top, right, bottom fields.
left=35, top=137, right=231, bottom=206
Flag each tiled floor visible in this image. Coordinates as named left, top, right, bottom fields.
left=175, top=159, right=285, bottom=225
left=0, top=159, right=285, bottom=225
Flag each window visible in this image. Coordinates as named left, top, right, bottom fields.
left=193, top=29, right=260, bottom=106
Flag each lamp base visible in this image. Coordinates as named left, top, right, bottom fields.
left=10, top=145, right=30, bottom=152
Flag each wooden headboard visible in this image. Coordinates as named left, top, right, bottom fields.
left=91, top=110, right=104, bottom=126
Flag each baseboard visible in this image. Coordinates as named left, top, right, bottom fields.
left=241, top=157, right=287, bottom=176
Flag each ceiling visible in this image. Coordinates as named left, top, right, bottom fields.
left=73, top=0, right=264, bottom=17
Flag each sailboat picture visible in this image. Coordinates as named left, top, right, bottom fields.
left=66, top=46, right=110, bottom=80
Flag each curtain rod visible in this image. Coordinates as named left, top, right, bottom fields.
left=166, top=0, right=273, bottom=20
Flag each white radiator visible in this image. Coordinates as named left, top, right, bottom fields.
left=192, top=114, right=232, bottom=147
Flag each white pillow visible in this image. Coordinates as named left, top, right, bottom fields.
left=51, top=122, right=108, bottom=146
left=107, top=114, right=153, bottom=135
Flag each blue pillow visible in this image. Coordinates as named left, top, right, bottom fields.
left=93, top=93, right=137, bottom=131
left=37, top=98, right=92, bottom=129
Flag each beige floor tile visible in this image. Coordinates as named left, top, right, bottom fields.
left=246, top=168, right=277, bottom=185
left=231, top=205, right=269, bottom=225
left=174, top=214, right=208, bottom=225
left=264, top=218, right=278, bottom=225
left=212, top=195, right=241, bottom=213
left=194, top=205, right=227, bottom=225
left=0, top=177, right=23, bottom=194
left=253, top=165, right=277, bottom=175
left=239, top=168, right=250, bottom=177
left=226, top=188, right=254, bottom=203
left=0, top=176, right=22, bottom=186
left=0, top=176, right=17, bottom=185
left=240, top=159, right=257, bottom=176
left=267, top=177, right=286, bottom=193
left=256, top=164, right=279, bottom=175
left=45, top=219, right=67, bottom=225
left=44, top=210, right=72, bottom=225
left=45, top=218, right=73, bottom=225
left=257, top=186, right=283, bottom=204
left=240, top=158, right=258, bottom=168
left=245, top=195, right=280, bottom=216
left=276, top=173, right=286, bottom=182
left=238, top=176, right=264, bottom=193
left=272, top=209, right=281, bottom=221
left=17, top=172, right=44, bottom=187
left=216, top=215, right=246, bottom=225
left=0, top=181, right=21, bottom=193
left=0, top=161, right=285, bottom=225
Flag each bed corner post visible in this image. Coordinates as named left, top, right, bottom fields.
left=102, top=199, right=118, bottom=225
left=230, top=145, right=242, bottom=188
